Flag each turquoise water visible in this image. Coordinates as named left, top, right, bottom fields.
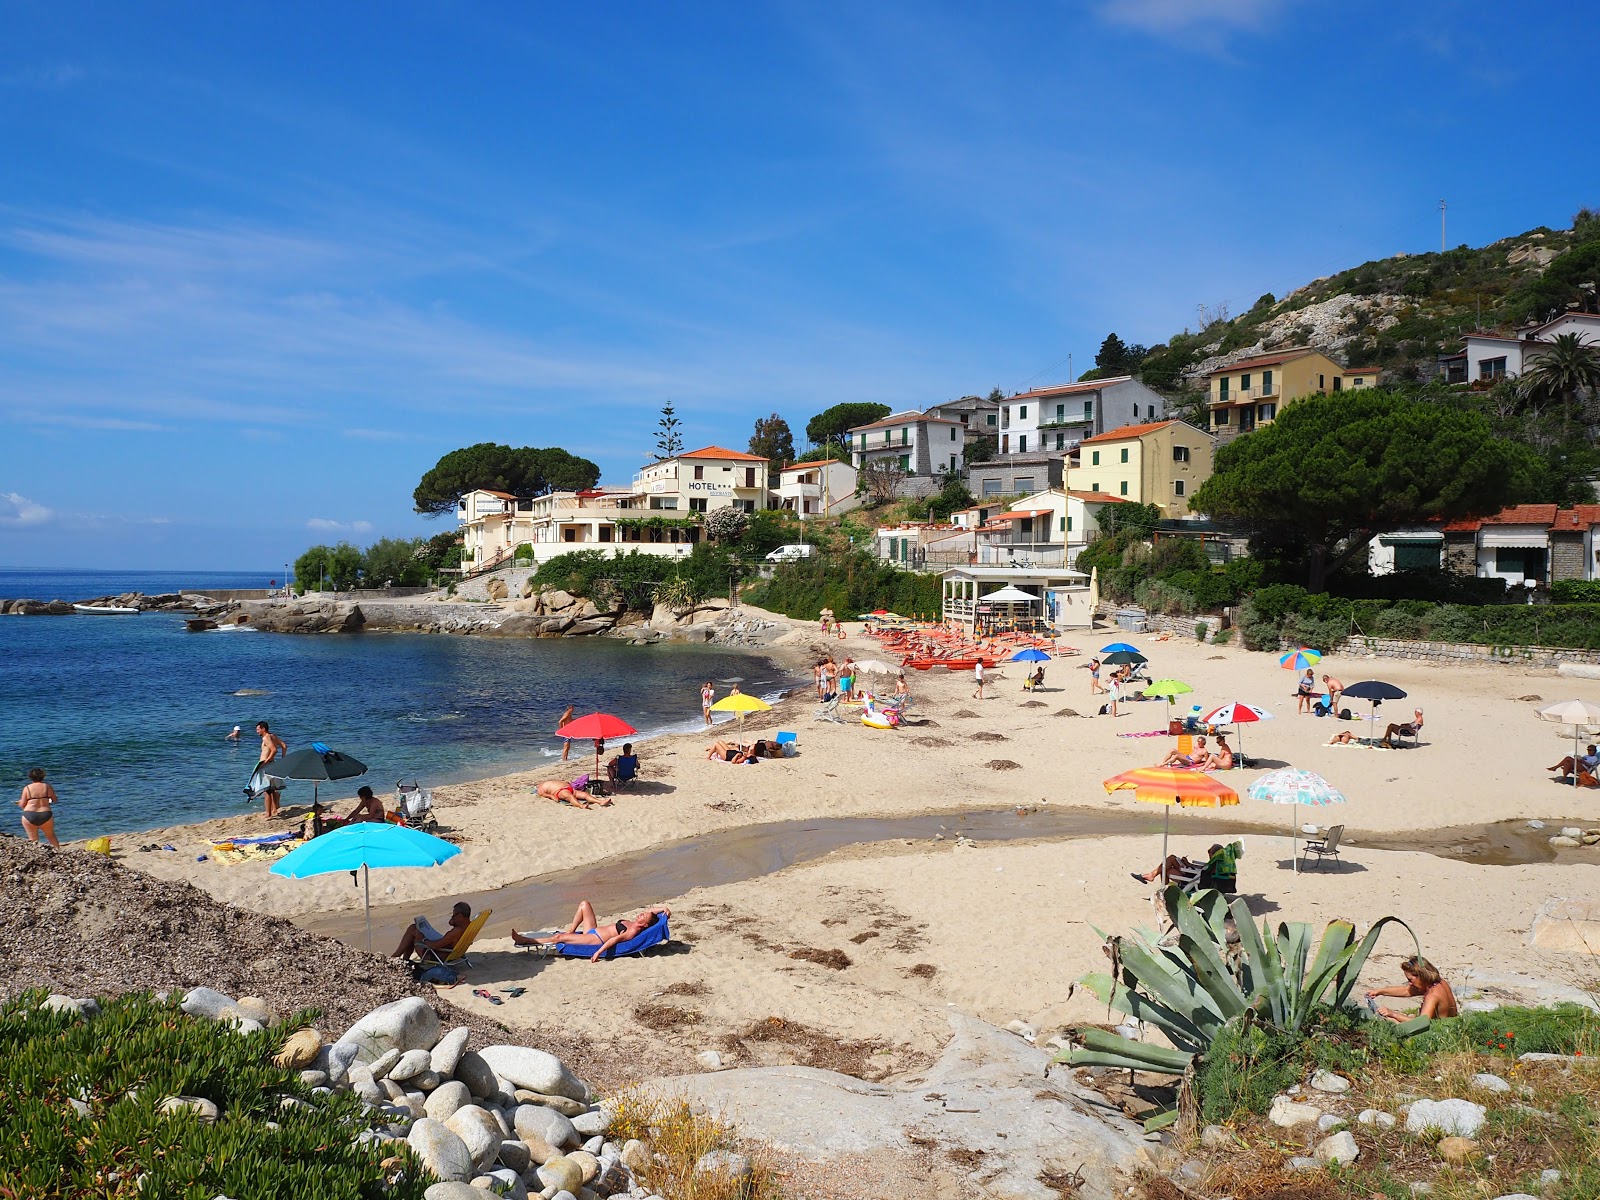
left=1, top=571, right=794, bottom=837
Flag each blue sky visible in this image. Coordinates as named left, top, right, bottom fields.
left=2, top=1, right=1597, bottom=571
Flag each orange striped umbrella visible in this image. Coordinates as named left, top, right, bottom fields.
left=1104, top=767, right=1240, bottom=882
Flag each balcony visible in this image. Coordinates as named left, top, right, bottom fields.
left=1211, top=384, right=1278, bottom=406
left=779, top=481, right=822, bottom=500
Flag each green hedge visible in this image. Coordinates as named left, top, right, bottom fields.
left=743, top=552, right=943, bottom=621
left=0, top=991, right=423, bottom=1199
left=1551, top=579, right=1600, bottom=604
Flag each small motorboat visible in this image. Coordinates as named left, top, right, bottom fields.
left=73, top=603, right=139, bottom=615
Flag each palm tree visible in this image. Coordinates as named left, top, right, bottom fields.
left=1523, top=332, right=1600, bottom=433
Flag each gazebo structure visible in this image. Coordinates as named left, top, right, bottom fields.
left=940, top=565, right=1097, bottom=632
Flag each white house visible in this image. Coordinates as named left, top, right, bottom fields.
left=776, top=459, right=859, bottom=519
left=1458, top=312, right=1600, bottom=384
left=996, top=377, right=1169, bottom=457
left=456, top=489, right=536, bottom=574
left=846, top=410, right=965, bottom=479
left=971, top=487, right=1128, bottom=569
left=633, top=445, right=770, bottom=515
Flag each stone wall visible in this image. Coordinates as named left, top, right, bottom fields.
left=1334, top=635, right=1600, bottom=669
left=1099, top=605, right=1225, bottom=642
left=453, top=567, right=537, bottom=602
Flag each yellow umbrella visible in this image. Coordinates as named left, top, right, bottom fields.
left=710, top=692, right=772, bottom=749
left=1104, top=767, right=1240, bottom=883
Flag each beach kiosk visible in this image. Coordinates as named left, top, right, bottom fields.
left=940, top=565, right=1097, bottom=632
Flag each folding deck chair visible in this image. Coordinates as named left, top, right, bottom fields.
left=419, top=907, right=492, bottom=972
left=1301, top=825, right=1344, bottom=870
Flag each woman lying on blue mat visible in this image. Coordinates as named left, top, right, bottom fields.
left=511, top=900, right=671, bottom=961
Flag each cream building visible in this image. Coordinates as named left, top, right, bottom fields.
left=1205, top=347, right=1379, bottom=443
left=632, top=445, right=770, bottom=515
left=456, top=489, right=536, bottom=574
left=1069, top=420, right=1215, bottom=516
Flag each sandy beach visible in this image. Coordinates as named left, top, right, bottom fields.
left=109, top=612, right=1600, bottom=1078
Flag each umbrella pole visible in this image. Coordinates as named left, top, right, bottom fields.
left=363, top=863, right=372, bottom=954
left=1293, top=801, right=1299, bottom=875
left=1160, top=805, right=1171, bottom=883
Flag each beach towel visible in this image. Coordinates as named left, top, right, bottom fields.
left=557, top=916, right=672, bottom=959
left=1115, top=730, right=1170, bottom=738
left=222, top=830, right=300, bottom=847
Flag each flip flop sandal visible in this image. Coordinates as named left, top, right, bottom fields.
left=472, top=989, right=504, bottom=1006
left=500, top=987, right=526, bottom=997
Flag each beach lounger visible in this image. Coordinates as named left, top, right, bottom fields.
left=813, top=695, right=845, bottom=724
left=1300, top=825, right=1343, bottom=870
left=522, top=916, right=673, bottom=960
left=419, top=907, right=491, bottom=971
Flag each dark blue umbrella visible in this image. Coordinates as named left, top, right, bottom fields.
left=1101, top=642, right=1140, bottom=654
left=1102, top=650, right=1146, bottom=666
left=1339, top=681, right=1407, bottom=744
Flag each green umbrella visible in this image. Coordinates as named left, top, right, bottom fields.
left=1143, top=679, right=1193, bottom=715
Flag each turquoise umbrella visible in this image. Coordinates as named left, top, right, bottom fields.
left=1247, top=767, right=1346, bottom=874
left=271, top=823, right=461, bottom=951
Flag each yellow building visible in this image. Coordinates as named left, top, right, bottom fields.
left=1068, top=420, right=1215, bottom=516
left=1205, top=347, right=1380, bottom=441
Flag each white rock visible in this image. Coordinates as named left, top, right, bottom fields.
left=411, top=1070, right=441, bottom=1092
left=1549, top=836, right=1582, bottom=849
left=478, top=1046, right=589, bottom=1103
left=566, top=1149, right=600, bottom=1184
left=158, top=1095, right=219, bottom=1123
left=408, top=1117, right=474, bottom=1183
left=1315, top=1131, right=1359, bottom=1165
left=348, top=1065, right=384, bottom=1106
left=536, top=1155, right=584, bottom=1194
left=444, top=1104, right=504, bottom=1173
left=338, top=998, right=441, bottom=1066
left=1357, top=1109, right=1396, bottom=1129
left=514, top=1104, right=578, bottom=1151
left=695, top=1050, right=724, bottom=1071
left=478, top=1167, right=527, bottom=1200
left=390, top=1049, right=433, bottom=1083
left=454, top=1050, right=501, bottom=1099
left=327, top=1039, right=361, bottom=1087
left=1286, top=1156, right=1319, bottom=1172
left=423, top=1183, right=482, bottom=1200
left=1309, top=1069, right=1350, bottom=1094
left=1526, top=820, right=1545, bottom=830
left=430, top=1026, right=471, bottom=1078
left=497, top=1138, right=531, bottom=1173
left=1316, top=1113, right=1345, bottom=1132
left=1405, top=1098, right=1486, bottom=1139
left=1470, top=1073, right=1511, bottom=1094
left=696, top=1150, right=753, bottom=1181
left=180, top=987, right=235, bottom=1021
left=1488, top=1195, right=1539, bottom=1200
left=1269, top=1095, right=1324, bottom=1128
left=571, top=1109, right=611, bottom=1138
left=1541, top=1169, right=1563, bottom=1187
left=41, top=994, right=93, bottom=1019
left=582, top=1134, right=603, bottom=1155
left=368, top=1048, right=402, bottom=1081
left=68, top=1098, right=92, bottom=1119
left=1199, top=1124, right=1232, bottom=1149
left=1462, top=1000, right=1501, bottom=1013
left=1560, top=826, right=1583, bottom=840
left=425, top=1080, right=472, bottom=1121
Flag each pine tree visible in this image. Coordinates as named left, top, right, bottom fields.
left=655, top=402, right=684, bottom=461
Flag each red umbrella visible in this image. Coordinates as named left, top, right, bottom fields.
left=556, top=712, right=638, bottom=780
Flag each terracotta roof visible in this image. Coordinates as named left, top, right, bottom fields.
left=1066, top=491, right=1128, bottom=504
left=1342, top=366, right=1380, bottom=375
left=1079, top=420, right=1178, bottom=445
left=848, top=410, right=958, bottom=433
left=478, top=489, right=518, bottom=499
left=677, top=445, right=768, bottom=462
left=1482, top=504, right=1558, bottom=527
left=779, top=459, right=845, bottom=472
left=1462, top=330, right=1518, bottom=342
left=1552, top=505, right=1600, bottom=529
left=1205, top=347, right=1319, bottom=374
left=1438, top=517, right=1482, bottom=532
left=1006, top=377, right=1133, bottom=401
left=993, top=509, right=1051, bottom=521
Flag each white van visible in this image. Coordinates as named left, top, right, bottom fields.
left=765, top=544, right=816, bottom=563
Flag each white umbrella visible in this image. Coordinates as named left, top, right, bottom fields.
left=981, top=586, right=1039, bottom=604
left=853, top=659, right=900, bottom=675
left=1537, top=699, right=1600, bottom=782
left=1247, top=768, right=1346, bottom=874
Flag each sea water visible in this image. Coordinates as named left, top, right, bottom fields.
left=0, top=570, right=796, bottom=837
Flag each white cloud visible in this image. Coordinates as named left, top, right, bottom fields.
left=1097, top=0, right=1290, bottom=45
left=343, top=427, right=425, bottom=442
left=0, top=63, right=84, bottom=90
left=0, top=491, right=54, bottom=526
left=306, top=518, right=375, bottom=534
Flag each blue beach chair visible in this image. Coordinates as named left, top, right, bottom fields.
left=555, top=915, right=672, bottom=960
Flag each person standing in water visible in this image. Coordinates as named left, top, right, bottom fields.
left=557, top=705, right=576, bottom=761
left=18, top=767, right=60, bottom=847
left=701, top=681, right=715, bottom=726
left=254, top=721, right=287, bottom=818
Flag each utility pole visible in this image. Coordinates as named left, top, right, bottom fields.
left=1068, top=352, right=1073, bottom=383
left=1439, top=199, right=1447, bottom=253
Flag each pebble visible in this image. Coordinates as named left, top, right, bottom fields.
left=1548, top=836, right=1581, bottom=849
left=1316, top=1113, right=1345, bottom=1132
left=695, top=1150, right=753, bottom=1182
left=1286, top=1156, right=1319, bottom=1172
left=1470, top=1072, right=1511, bottom=1094
left=1406, top=1098, right=1485, bottom=1138
left=422, top=1184, right=482, bottom=1200
left=158, top=1096, right=219, bottom=1123
left=572, top=1109, right=612, bottom=1138
left=1314, top=1130, right=1359, bottom=1165
left=695, top=1050, right=724, bottom=1070
left=389, top=1049, right=433, bottom=1084
left=582, top=1134, right=604, bottom=1155
left=179, top=987, right=235, bottom=1021
left=567, top=1149, right=601, bottom=1184
left=1356, top=1109, right=1395, bottom=1129
left=444, top=1104, right=504, bottom=1173
left=536, top=1155, right=584, bottom=1194
left=1199, top=1124, right=1232, bottom=1149
left=1309, top=1070, right=1350, bottom=1094
left=299, top=1069, right=328, bottom=1088
left=368, top=1049, right=403, bottom=1081
left=1268, top=1096, right=1323, bottom=1128
left=496, top=1139, right=530, bottom=1174
left=1435, top=1136, right=1478, bottom=1165
left=1541, top=1169, right=1563, bottom=1187
left=68, top=1098, right=92, bottom=1119
left=408, top=1118, right=474, bottom=1183
left=430, top=1027, right=471, bottom=1078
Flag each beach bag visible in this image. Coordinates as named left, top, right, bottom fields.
left=414, top=963, right=458, bottom=985
left=1340, top=708, right=1353, bottom=720
left=1098, top=703, right=1111, bottom=716
left=86, top=836, right=112, bottom=857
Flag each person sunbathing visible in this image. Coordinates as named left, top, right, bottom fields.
left=1157, top=736, right=1206, bottom=768
left=706, top=740, right=751, bottom=764
left=1202, top=736, right=1234, bottom=771
left=1379, top=709, right=1424, bottom=748
left=393, top=901, right=472, bottom=959
left=512, top=900, right=671, bottom=961
left=1134, top=842, right=1240, bottom=889
left=1365, top=954, right=1458, bottom=1022
left=535, top=779, right=610, bottom=808
left=1548, top=743, right=1600, bottom=785
left=1327, top=727, right=1361, bottom=745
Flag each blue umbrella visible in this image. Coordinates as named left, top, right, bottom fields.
left=1101, top=642, right=1140, bottom=654
left=1010, top=648, right=1052, bottom=662
left=272, top=823, right=461, bottom=951
left=1340, top=680, right=1407, bottom=744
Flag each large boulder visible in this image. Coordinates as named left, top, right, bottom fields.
left=424, top=1080, right=472, bottom=1122
left=454, top=1050, right=501, bottom=1099
left=180, top=987, right=236, bottom=1021
left=444, top=1105, right=504, bottom=1173
left=543, top=589, right=578, bottom=612
left=478, top=1046, right=589, bottom=1102
left=430, top=1027, right=470, bottom=1078
left=1406, top=1098, right=1486, bottom=1139
left=408, top=1118, right=474, bottom=1183
left=336, top=998, right=440, bottom=1065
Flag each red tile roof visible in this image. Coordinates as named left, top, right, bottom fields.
left=1343, top=366, right=1381, bottom=375
left=1205, top=347, right=1318, bottom=374
left=479, top=489, right=518, bottom=499
left=1066, top=491, right=1129, bottom=504
left=1482, top=504, right=1558, bottom=527
left=678, top=445, right=768, bottom=462
left=1006, top=377, right=1133, bottom=401
left=849, top=410, right=957, bottom=432
left=778, top=459, right=845, bottom=472
left=1080, top=420, right=1178, bottom=445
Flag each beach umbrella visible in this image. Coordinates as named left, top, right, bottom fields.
left=710, top=692, right=771, bottom=749
left=556, top=712, right=638, bottom=778
left=1009, top=648, right=1052, bottom=662
left=1104, top=767, right=1240, bottom=882
left=1143, top=679, right=1194, bottom=715
left=1340, top=680, right=1407, bottom=745
left=1200, top=701, right=1273, bottom=759
left=1247, top=767, right=1346, bottom=874
left=1537, top=699, right=1600, bottom=780
left=854, top=659, right=900, bottom=675
left=1278, top=648, right=1323, bottom=671
left=271, top=823, right=460, bottom=952
left=1102, top=650, right=1146, bottom=666
left=1102, top=642, right=1141, bottom=654
left=277, top=743, right=368, bottom=809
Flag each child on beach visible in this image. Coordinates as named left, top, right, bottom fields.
left=701, top=682, right=715, bottom=726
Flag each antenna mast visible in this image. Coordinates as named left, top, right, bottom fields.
left=1439, top=199, right=1447, bottom=253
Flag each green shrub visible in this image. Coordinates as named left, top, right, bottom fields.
left=742, top=552, right=943, bottom=621
left=0, top=991, right=422, bottom=1199
left=1372, top=607, right=1425, bottom=638
left=1551, top=579, right=1600, bottom=604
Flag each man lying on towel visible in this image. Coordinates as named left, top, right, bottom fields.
left=511, top=900, right=670, bottom=962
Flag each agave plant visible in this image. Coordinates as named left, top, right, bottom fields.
left=1063, top=886, right=1428, bottom=1095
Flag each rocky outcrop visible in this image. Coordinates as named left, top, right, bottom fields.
left=234, top=597, right=367, bottom=634
left=2, top=591, right=228, bottom=615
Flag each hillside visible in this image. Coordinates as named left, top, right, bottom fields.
left=1126, top=208, right=1600, bottom=391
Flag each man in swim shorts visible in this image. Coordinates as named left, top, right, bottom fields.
left=393, top=901, right=472, bottom=959
left=255, top=721, right=287, bottom=818
left=511, top=900, right=671, bottom=961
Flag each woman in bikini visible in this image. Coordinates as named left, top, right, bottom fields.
left=705, top=740, right=751, bottom=764
left=1366, top=955, right=1458, bottom=1022
left=535, top=779, right=609, bottom=808
left=512, top=900, right=671, bottom=961
left=18, top=767, right=59, bottom=847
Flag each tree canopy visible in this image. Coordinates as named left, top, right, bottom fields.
left=1094, top=333, right=1147, bottom=377
left=1191, top=389, right=1537, bottom=592
left=748, top=413, right=796, bottom=465
left=412, top=443, right=601, bottom=515
left=806, top=402, right=890, bottom=449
